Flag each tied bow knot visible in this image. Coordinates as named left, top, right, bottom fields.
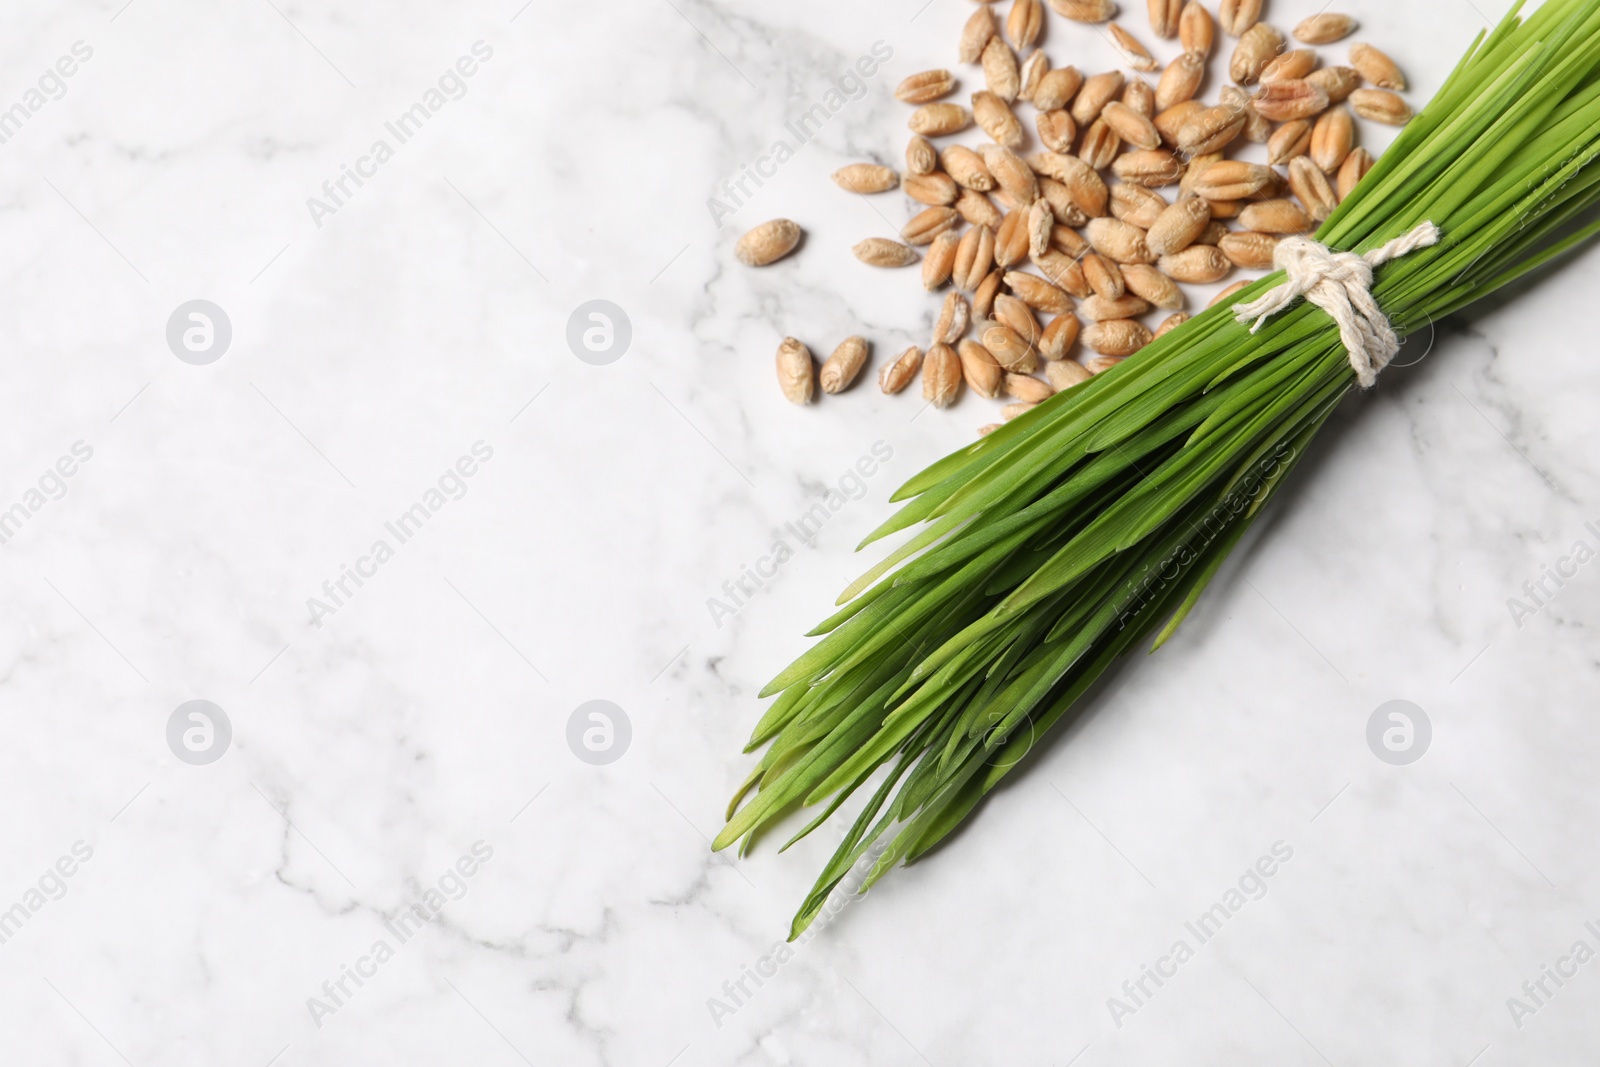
left=1232, top=221, right=1441, bottom=388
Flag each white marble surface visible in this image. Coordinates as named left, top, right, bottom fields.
left=1, top=0, right=1597, bottom=1063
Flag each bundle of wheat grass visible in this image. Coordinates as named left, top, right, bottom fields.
left=718, top=0, right=1600, bottom=938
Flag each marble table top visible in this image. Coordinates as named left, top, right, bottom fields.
left=1, top=0, right=1596, bottom=1063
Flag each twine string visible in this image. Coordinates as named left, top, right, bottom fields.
left=1233, top=221, right=1442, bottom=388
